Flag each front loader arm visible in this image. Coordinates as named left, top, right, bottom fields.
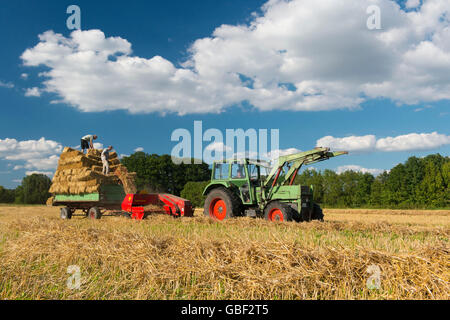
left=264, top=148, right=348, bottom=187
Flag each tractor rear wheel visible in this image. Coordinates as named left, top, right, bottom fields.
left=264, top=202, right=293, bottom=222
left=204, top=188, right=241, bottom=221
left=60, top=207, right=72, bottom=220
left=88, top=207, right=102, bottom=220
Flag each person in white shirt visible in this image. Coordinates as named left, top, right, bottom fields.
left=101, top=146, right=113, bottom=175
left=81, top=134, right=98, bottom=154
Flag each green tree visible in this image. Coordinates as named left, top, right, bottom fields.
left=296, top=168, right=324, bottom=204
left=121, top=152, right=211, bottom=196
left=0, top=186, right=15, bottom=203
left=18, top=174, right=52, bottom=204
left=322, top=169, right=342, bottom=207
left=180, top=181, right=210, bottom=208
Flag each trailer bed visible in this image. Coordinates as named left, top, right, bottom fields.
left=53, top=185, right=126, bottom=211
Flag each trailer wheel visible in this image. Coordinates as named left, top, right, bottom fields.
left=60, top=207, right=72, bottom=220
left=204, top=188, right=241, bottom=221
left=88, top=207, right=102, bottom=220
left=264, top=202, right=293, bottom=222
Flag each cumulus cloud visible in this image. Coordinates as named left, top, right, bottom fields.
left=316, top=135, right=376, bottom=152
left=265, top=148, right=302, bottom=160
left=0, top=80, right=14, bottom=89
left=375, top=132, right=450, bottom=152
left=336, top=165, right=385, bottom=176
left=231, top=148, right=302, bottom=166
left=93, top=143, right=104, bottom=150
left=0, top=137, right=62, bottom=171
left=205, top=142, right=232, bottom=153
left=317, top=132, right=450, bottom=153
left=26, top=171, right=54, bottom=177
left=24, top=87, right=41, bottom=97
left=20, top=0, right=450, bottom=114
left=405, top=0, right=421, bottom=9
left=134, top=147, right=144, bottom=152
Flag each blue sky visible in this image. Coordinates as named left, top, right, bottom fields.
left=0, top=0, right=449, bottom=188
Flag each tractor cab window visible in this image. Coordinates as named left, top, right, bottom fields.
left=214, top=163, right=229, bottom=180
left=247, top=164, right=260, bottom=181
left=231, top=163, right=246, bottom=179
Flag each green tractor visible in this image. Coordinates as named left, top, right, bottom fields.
left=203, top=147, right=347, bottom=222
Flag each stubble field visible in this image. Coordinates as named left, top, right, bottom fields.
left=0, top=206, right=448, bottom=300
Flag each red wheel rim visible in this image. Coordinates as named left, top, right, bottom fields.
left=209, top=198, right=227, bottom=220
left=89, top=210, right=95, bottom=219
left=268, top=208, right=284, bottom=221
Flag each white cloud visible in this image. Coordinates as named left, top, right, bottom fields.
left=93, top=143, right=104, bottom=150
left=231, top=148, right=301, bottom=163
left=205, top=142, right=231, bottom=153
left=375, top=132, right=450, bottom=152
left=134, top=147, right=144, bottom=152
left=20, top=0, right=450, bottom=114
left=26, top=171, right=53, bottom=177
left=336, top=165, right=385, bottom=176
left=405, top=0, right=421, bottom=9
left=21, top=73, right=29, bottom=80
left=0, top=137, right=62, bottom=172
left=317, top=132, right=450, bottom=153
left=24, top=87, right=41, bottom=97
left=0, top=80, right=14, bottom=89
left=317, top=135, right=376, bottom=153
left=265, top=148, right=302, bottom=160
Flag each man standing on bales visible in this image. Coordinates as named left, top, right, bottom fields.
left=81, top=134, right=98, bottom=154
left=101, top=146, right=114, bottom=175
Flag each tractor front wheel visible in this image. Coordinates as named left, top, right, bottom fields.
left=204, top=188, right=241, bottom=221
left=264, top=202, right=293, bottom=222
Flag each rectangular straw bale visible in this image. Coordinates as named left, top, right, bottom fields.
left=92, top=166, right=102, bottom=172
left=109, top=159, right=121, bottom=166
left=59, top=150, right=84, bottom=161
left=58, top=156, right=97, bottom=167
left=87, top=149, right=102, bottom=157
left=62, top=147, right=76, bottom=153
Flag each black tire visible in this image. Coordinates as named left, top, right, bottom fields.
left=88, top=207, right=102, bottom=220
left=312, top=203, right=324, bottom=221
left=264, top=201, right=293, bottom=222
left=204, top=187, right=242, bottom=221
left=60, top=207, right=72, bottom=220
left=291, top=208, right=302, bottom=222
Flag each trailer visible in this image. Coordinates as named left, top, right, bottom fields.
left=53, top=184, right=193, bottom=220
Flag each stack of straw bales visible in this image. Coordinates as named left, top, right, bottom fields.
left=114, top=165, right=138, bottom=194
left=49, top=147, right=136, bottom=195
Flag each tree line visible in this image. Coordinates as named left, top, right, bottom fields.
left=295, top=153, right=449, bottom=209
left=0, top=174, right=51, bottom=204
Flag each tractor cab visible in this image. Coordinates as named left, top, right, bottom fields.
left=210, top=159, right=269, bottom=206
